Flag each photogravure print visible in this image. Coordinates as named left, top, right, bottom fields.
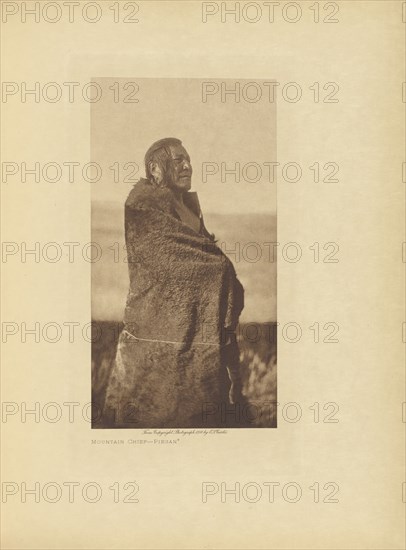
left=1, top=1, right=405, bottom=549
left=90, top=78, right=277, bottom=429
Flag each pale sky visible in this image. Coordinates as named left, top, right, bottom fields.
left=91, top=78, right=276, bottom=214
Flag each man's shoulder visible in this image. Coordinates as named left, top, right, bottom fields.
left=125, top=180, right=204, bottom=223
left=125, top=179, right=173, bottom=213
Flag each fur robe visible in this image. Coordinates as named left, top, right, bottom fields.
left=103, top=179, right=244, bottom=428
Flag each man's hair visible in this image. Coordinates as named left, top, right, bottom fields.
left=144, top=137, right=182, bottom=181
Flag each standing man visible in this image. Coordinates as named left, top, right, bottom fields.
left=103, top=138, right=245, bottom=428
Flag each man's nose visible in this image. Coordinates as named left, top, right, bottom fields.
left=182, top=159, right=191, bottom=170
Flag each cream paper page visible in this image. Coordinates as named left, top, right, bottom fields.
left=1, top=1, right=405, bottom=549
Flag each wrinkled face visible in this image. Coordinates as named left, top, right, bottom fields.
left=164, top=144, right=193, bottom=192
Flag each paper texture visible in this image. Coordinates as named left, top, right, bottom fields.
left=1, top=1, right=405, bottom=548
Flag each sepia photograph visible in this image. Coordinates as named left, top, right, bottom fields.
left=2, top=2, right=404, bottom=549
left=91, top=78, right=277, bottom=428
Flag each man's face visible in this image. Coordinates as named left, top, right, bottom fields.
left=164, top=144, right=193, bottom=192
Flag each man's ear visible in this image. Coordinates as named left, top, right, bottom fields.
left=149, top=161, right=163, bottom=185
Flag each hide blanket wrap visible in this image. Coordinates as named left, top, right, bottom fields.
left=103, top=179, right=244, bottom=428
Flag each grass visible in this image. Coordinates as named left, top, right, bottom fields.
left=91, top=321, right=277, bottom=428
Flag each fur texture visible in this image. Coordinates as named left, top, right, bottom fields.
left=102, top=179, right=244, bottom=428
